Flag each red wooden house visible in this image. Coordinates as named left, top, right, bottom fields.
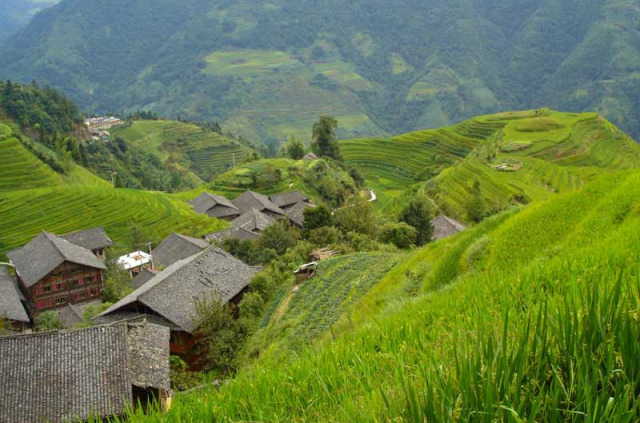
left=7, top=231, right=107, bottom=315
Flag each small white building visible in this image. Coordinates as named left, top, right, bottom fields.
left=116, top=251, right=153, bottom=277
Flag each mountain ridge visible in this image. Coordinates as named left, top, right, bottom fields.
left=1, top=0, right=638, bottom=143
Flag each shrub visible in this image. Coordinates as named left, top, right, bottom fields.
left=379, top=222, right=417, bottom=249
left=399, top=195, right=434, bottom=246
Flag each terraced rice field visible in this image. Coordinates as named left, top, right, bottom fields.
left=113, top=120, right=253, bottom=180
left=342, top=109, right=640, bottom=218
left=0, top=186, right=226, bottom=257
left=0, top=124, right=60, bottom=192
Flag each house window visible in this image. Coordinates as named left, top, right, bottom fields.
left=36, top=299, right=53, bottom=309
left=43, top=286, right=52, bottom=293
left=55, top=297, right=67, bottom=305
left=76, top=291, right=86, bottom=300
left=55, top=283, right=64, bottom=291
left=73, top=278, right=85, bottom=287
left=90, top=288, right=100, bottom=297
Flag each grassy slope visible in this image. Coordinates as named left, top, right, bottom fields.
left=112, top=120, right=254, bottom=182
left=341, top=110, right=640, bottom=217
left=124, top=169, right=640, bottom=422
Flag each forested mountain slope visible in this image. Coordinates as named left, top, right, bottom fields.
left=0, top=0, right=59, bottom=44
left=1, top=0, right=638, bottom=142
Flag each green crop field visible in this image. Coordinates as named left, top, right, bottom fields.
left=0, top=124, right=60, bottom=192
left=246, top=253, right=401, bottom=357
left=121, top=168, right=640, bottom=423
left=341, top=110, right=640, bottom=217
left=113, top=120, right=254, bottom=181
left=0, top=186, right=226, bottom=258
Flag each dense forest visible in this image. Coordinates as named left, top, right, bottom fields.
left=0, top=0, right=638, bottom=141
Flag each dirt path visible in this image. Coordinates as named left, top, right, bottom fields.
left=274, top=285, right=300, bottom=322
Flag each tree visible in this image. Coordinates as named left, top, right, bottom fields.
left=311, top=116, right=343, bottom=161
left=303, top=204, right=333, bottom=234
left=35, top=311, right=63, bottom=332
left=101, top=258, right=133, bottom=303
left=286, top=137, right=305, bottom=160
left=349, top=167, right=366, bottom=188
left=399, top=195, right=434, bottom=246
left=194, top=293, right=244, bottom=372
left=257, top=221, right=299, bottom=255
left=467, top=180, right=486, bottom=223
left=379, top=222, right=417, bottom=249
left=334, top=196, right=378, bottom=237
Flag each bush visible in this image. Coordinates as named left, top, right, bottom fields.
left=35, top=311, right=63, bottom=332
left=307, top=226, right=341, bottom=246
left=379, top=222, right=417, bottom=249
left=303, top=205, right=333, bottom=235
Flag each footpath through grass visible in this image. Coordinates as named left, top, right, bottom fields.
left=120, top=170, right=640, bottom=422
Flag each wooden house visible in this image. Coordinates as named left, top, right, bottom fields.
left=231, top=208, right=276, bottom=233
left=0, top=320, right=170, bottom=423
left=189, top=192, right=241, bottom=220
left=7, top=231, right=107, bottom=315
left=152, top=232, right=209, bottom=268
left=0, top=267, right=30, bottom=333
left=205, top=226, right=261, bottom=243
left=96, top=246, right=257, bottom=369
left=232, top=190, right=286, bottom=219
left=269, top=190, right=310, bottom=210
left=60, top=226, right=113, bottom=261
left=285, top=201, right=315, bottom=228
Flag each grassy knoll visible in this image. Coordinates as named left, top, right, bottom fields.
left=0, top=186, right=226, bottom=257
left=121, top=169, right=640, bottom=423
left=113, top=120, right=254, bottom=182
left=245, top=253, right=401, bottom=358
left=342, top=109, right=640, bottom=218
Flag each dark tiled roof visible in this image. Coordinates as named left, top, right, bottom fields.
left=130, top=268, right=158, bottom=289
left=286, top=201, right=315, bottom=227
left=60, top=226, right=113, bottom=251
left=152, top=232, right=209, bottom=268
left=93, top=311, right=182, bottom=331
left=7, top=231, right=106, bottom=288
left=432, top=215, right=468, bottom=240
left=0, top=267, right=29, bottom=323
left=232, top=191, right=285, bottom=216
left=232, top=208, right=276, bottom=232
left=0, top=321, right=170, bottom=423
left=189, top=192, right=240, bottom=218
left=57, top=300, right=103, bottom=328
left=99, top=246, right=257, bottom=334
left=205, top=227, right=261, bottom=243
left=269, top=190, right=309, bottom=209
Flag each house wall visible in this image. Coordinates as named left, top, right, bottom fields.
left=22, top=262, right=103, bottom=314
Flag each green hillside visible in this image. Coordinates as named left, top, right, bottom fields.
left=0, top=123, right=60, bottom=191
left=2, top=0, right=639, bottom=141
left=0, top=186, right=226, bottom=258
left=113, top=120, right=254, bottom=182
left=341, top=110, right=640, bottom=217
left=124, top=168, right=640, bottom=422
